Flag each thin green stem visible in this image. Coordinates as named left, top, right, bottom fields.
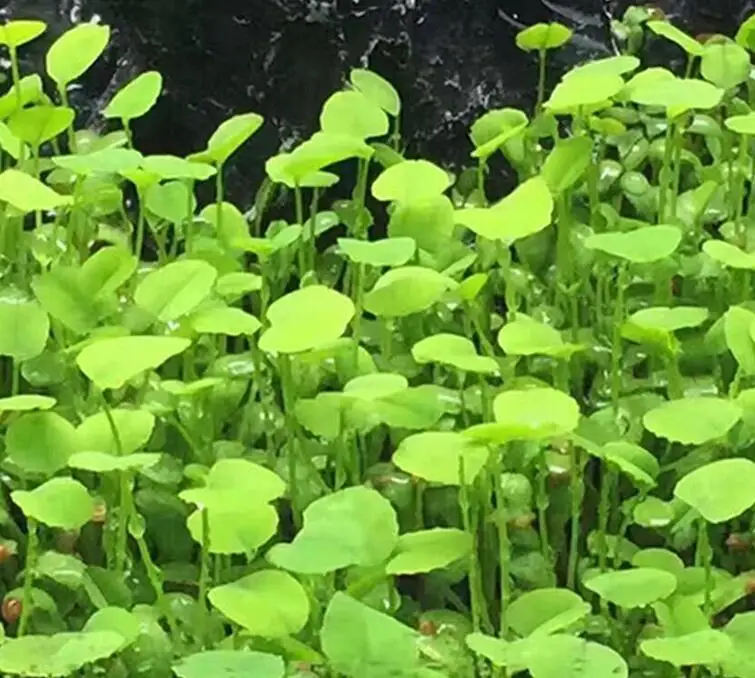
left=610, top=265, right=627, bottom=414
left=495, top=455, right=510, bottom=638
left=567, top=445, right=584, bottom=591
left=196, top=507, right=211, bottom=648
left=536, top=49, right=547, bottom=113
left=18, top=518, right=38, bottom=636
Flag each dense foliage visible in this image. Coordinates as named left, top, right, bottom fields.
left=0, top=5, right=755, bottom=678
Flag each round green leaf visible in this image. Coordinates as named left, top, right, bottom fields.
left=7, top=411, right=78, bottom=476
left=0, top=394, right=55, bottom=412
left=135, top=260, right=217, bottom=322
left=647, top=20, right=704, bottom=56
left=489, top=388, right=580, bottom=442
left=52, top=148, right=144, bottom=176
left=102, top=71, right=163, bottom=121
left=372, top=160, right=452, bottom=203
left=723, top=306, right=755, bottom=374
left=393, top=431, right=490, bottom=486
left=46, top=23, right=111, bottom=86
left=189, top=306, right=261, bottom=336
left=173, top=650, right=285, bottom=678
left=469, top=108, right=528, bottom=160
left=600, top=441, right=659, bottom=489
left=544, top=74, right=625, bottom=113
left=76, top=408, right=155, bottom=456
left=674, top=458, right=755, bottom=523
left=643, top=396, right=742, bottom=444
left=703, top=239, right=755, bottom=269
left=0, top=169, right=73, bottom=212
left=386, top=528, right=472, bottom=575
left=187, top=504, right=279, bottom=554
left=0, top=288, right=49, bottom=361
left=631, top=548, right=685, bottom=576
left=8, top=105, right=75, bottom=145
left=626, top=306, right=708, bottom=333
left=455, top=176, right=554, bottom=244
left=350, top=68, right=401, bottom=116
left=564, top=55, right=640, bottom=80
left=507, top=588, right=591, bottom=637
left=208, top=570, right=309, bottom=638
left=515, top=22, right=573, bottom=51
left=0, top=20, right=47, bottom=48
left=337, top=237, right=416, bottom=267
left=0, top=632, right=123, bottom=677
left=258, top=285, right=354, bottom=354
left=12, top=478, right=93, bottom=530
left=585, top=225, right=681, bottom=263
left=701, top=40, right=750, bottom=90
left=363, top=266, right=457, bottom=318
left=584, top=568, right=677, bottom=608
left=179, top=458, right=285, bottom=509
left=68, top=451, right=161, bottom=473
left=216, top=272, right=262, bottom=298
left=321, top=592, right=419, bottom=677
left=412, top=333, right=499, bottom=374
left=497, top=315, right=580, bottom=359
left=83, top=607, right=141, bottom=648
left=726, top=112, right=755, bottom=136
left=76, top=335, right=191, bottom=390
left=190, top=113, right=264, bottom=165
left=320, top=90, right=389, bottom=139
left=142, top=154, right=215, bottom=181
left=629, top=76, right=723, bottom=117
left=633, top=496, right=675, bottom=529
left=526, top=635, right=628, bottom=678
left=641, top=629, right=732, bottom=667
left=267, top=486, right=398, bottom=574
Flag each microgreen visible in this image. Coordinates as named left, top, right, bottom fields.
left=4, top=10, right=755, bottom=678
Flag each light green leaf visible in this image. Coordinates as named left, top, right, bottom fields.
left=0, top=394, right=55, bottom=412
left=76, top=335, right=191, bottom=390
left=542, top=136, right=594, bottom=195
left=179, top=458, right=285, bottom=509
left=0, top=20, right=47, bottom=48
left=186, top=504, right=279, bottom=554
left=497, top=315, right=581, bottom=359
left=393, top=431, right=489, bottom=486
left=600, top=441, right=659, bottom=489
left=321, top=592, right=419, bottom=678
left=76, top=408, right=155, bottom=455
left=0, top=288, right=49, bottom=360
left=507, top=589, right=591, bottom=638
left=102, top=71, right=163, bottom=121
left=135, top=260, right=217, bottom=322
left=189, top=306, right=261, bottom=336
left=544, top=74, right=625, bottom=113
left=258, top=285, right=354, bottom=354
left=0, top=632, right=123, bottom=677
left=337, top=237, right=416, bottom=267
left=46, top=23, right=111, bottom=86
left=173, top=650, right=285, bottom=678
left=386, top=528, right=472, bottom=575
left=412, top=333, right=499, bottom=374
left=703, top=240, right=755, bottom=269
left=674, top=458, right=755, bottom=523
left=701, top=40, right=751, bottom=90
left=584, top=568, right=677, bottom=608
left=208, top=570, right=309, bottom=638
left=515, top=22, right=573, bottom=51
left=320, top=90, right=389, bottom=139
left=725, top=112, right=755, bottom=136
left=0, top=169, right=73, bottom=212
left=455, top=176, right=553, bottom=244
left=526, top=635, right=628, bottom=678
left=68, top=451, right=161, bottom=473
left=647, top=20, right=704, bottom=56
left=12, top=478, right=93, bottom=530
left=643, top=396, right=741, bottom=444
left=640, top=629, right=732, bottom=666
left=585, top=225, right=681, bottom=263
left=350, top=68, right=401, bottom=116
left=364, top=266, right=457, bottom=318
left=372, top=160, right=452, bottom=203
left=7, top=411, right=78, bottom=476
left=267, top=486, right=398, bottom=574
left=724, top=306, right=755, bottom=374
left=190, top=113, right=264, bottom=165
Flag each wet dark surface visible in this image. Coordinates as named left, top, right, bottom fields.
left=2, top=0, right=754, bottom=205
